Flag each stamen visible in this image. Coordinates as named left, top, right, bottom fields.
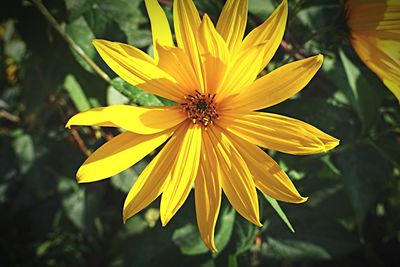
left=182, top=91, right=218, bottom=128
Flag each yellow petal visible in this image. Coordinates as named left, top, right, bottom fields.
left=123, top=125, right=186, bottom=222
left=219, top=112, right=339, bottom=155
left=195, top=134, right=222, bottom=252
left=93, top=39, right=186, bottom=102
left=207, top=127, right=261, bottom=227
left=144, top=0, right=174, bottom=62
left=229, top=134, right=307, bottom=203
left=157, top=43, right=200, bottom=93
left=347, top=1, right=400, bottom=32
left=77, top=130, right=173, bottom=183
left=225, top=55, right=323, bottom=111
left=160, top=123, right=202, bottom=226
left=218, top=43, right=266, bottom=100
left=173, top=0, right=204, bottom=91
left=197, top=14, right=229, bottom=95
left=351, top=35, right=400, bottom=101
left=66, top=105, right=186, bottom=135
left=216, top=0, right=248, bottom=54
left=240, top=0, right=288, bottom=71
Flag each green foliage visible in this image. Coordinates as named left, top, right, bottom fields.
left=1, top=0, right=399, bottom=266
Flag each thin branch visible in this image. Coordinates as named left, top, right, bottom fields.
left=0, top=109, right=20, bottom=122
left=70, top=128, right=92, bottom=157
left=30, top=0, right=111, bottom=84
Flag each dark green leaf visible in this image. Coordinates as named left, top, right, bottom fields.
left=172, top=203, right=235, bottom=255
left=111, top=77, right=164, bottom=106
left=265, top=194, right=295, bottom=233
left=337, top=144, right=392, bottom=227
left=12, top=131, right=35, bottom=174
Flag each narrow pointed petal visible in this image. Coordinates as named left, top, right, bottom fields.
left=157, top=44, right=200, bottom=92
left=207, top=127, right=261, bottom=227
left=66, top=105, right=186, bottom=135
left=229, top=134, right=307, bottom=203
left=160, top=124, right=202, bottom=226
left=77, top=130, right=172, bottom=183
left=219, top=112, right=339, bottom=155
left=173, top=0, right=204, bottom=91
left=123, top=126, right=186, bottom=222
left=93, top=39, right=186, bottom=101
left=144, top=0, right=174, bottom=61
left=226, top=55, right=323, bottom=111
left=218, top=44, right=266, bottom=100
left=195, top=136, right=222, bottom=252
left=197, top=14, right=229, bottom=94
left=216, top=0, right=248, bottom=54
left=240, top=0, right=288, bottom=71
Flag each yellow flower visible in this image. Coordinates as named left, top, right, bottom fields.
left=67, top=0, right=339, bottom=251
left=346, top=0, right=400, bottom=101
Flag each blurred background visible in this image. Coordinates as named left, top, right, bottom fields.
left=1, top=0, right=399, bottom=266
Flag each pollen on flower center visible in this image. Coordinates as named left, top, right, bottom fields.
left=181, top=90, right=219, bottom=128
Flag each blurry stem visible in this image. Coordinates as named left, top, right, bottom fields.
left=159, top=0, right=173, bottom=8
left=0, top=109, right=20, bottom=122
left=30, top=0, right=111, bottom=84
left=70, top=128, right=92, bottom=157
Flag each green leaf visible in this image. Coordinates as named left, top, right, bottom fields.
left=264, top=206, right=360, bottom=259
left=64, top=74, right=91, bottom=111
left=5, top=39, right=26, bottom=62
left=231, top=217, right=258, bottom=255
left=107, top=84, right=130, bottom=105
left=96, top=0, right=149, bottom=46
left=248, top=0, right=275, bottom=19
left=66, top=16, right=97, bottom=73
left=65, top=0, right=95, bottom=21
left=339, top=49, right=381, bottom=132
left=336, top=144, right=392, bottom=227
left=111, top=78, right=164, bottom=106
left=264, top=194, right=295, bottom=233
left=172, top=203, right=235, bottom=255
left=58, top=177, right=85, bottom=230
left=110, top=167, right=137, bottom=193
left=12, top=132, right=35, bottom=174
left=265, top=237, right=331, bottom=260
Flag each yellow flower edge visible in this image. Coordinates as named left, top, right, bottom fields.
left=66, top=0, right=339, bottom=252
left=347, top=0, right=400, bottom=101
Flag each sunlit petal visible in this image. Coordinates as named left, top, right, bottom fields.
left=173, top=0, right=204, bottom=91
left=144, top=0, right=174, bottom=62
left=225, top=55, right=323, bottom=111
left=123, top=125, right=186, bottom=221
left=66, top=105, right=186, bottom=135
left=219, top=112, right=339, bottom=155
left=229, top=134, right=307, bottom=203
left=195, top=136, right=221, bottom=252
left=197, top=14, right=229, bottom=95
left=240, top=0, right=288, bottom=71
left=157, top=44, right=200, bottom=93
left=160, top=123, right=202, bottom=226
left=347, top=0, right=400, bottom=101
left=218, top=43, right=266, bottom=100
left=216, top=0, right=248, bottom=54
left=77, top=130, right=173, bottom=183
left=207, top=127, right=261, bottom=227
left=93, top=39, right=186, bottom=101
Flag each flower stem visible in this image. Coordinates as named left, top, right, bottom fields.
left=30, top=0, right=111, bottom=84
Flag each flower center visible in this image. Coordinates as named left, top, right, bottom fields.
left=181, top=90, right=218, bottom=128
